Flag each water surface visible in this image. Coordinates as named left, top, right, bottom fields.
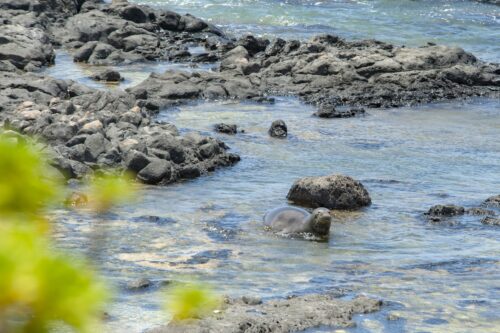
left=53, top=97, right=500, bottom=332
left=133, top=0, right=500, bottom=62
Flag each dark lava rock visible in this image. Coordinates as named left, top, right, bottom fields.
left=268, top=120, right=287, bottom=138
left=0, top=25, right=55, bottom=70
left=481, top=216, right=500, bottom=226
left=482, top=195, right=500, bottom=208
left=214, top=123, right=238, bottom=135
left=287, top=174, right=371, bottom=210
left=124, top=150, right=151, bottom=173
left=426, top=205, right=465, bottom=217
left=314, top=104, right=366, bottom=118
left=137, top=159, right=172, bottom=184
left=91, top=70, right=123, bottom=82
left=147, top=294, right=382, bottom=333
left=466, top=207, right=496, bottom=216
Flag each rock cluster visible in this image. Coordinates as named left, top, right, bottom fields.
left=1, top=0, right=499, bottom=187
left=425, top=197, right=499, bottom=226
left=0, top=70, right=239, bottom=184
left=131, top=34, right=500, bottom=109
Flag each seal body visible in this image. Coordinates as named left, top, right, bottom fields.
left=263, top=206, right=331, bottom=236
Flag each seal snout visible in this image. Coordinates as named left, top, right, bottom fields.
left=311, top=208, right=332, bottom=236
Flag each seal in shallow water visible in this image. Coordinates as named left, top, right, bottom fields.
left=263, top=206, right=331, bottom=236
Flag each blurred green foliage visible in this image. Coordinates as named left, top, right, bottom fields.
left=0, top=135, right=109, bottom=332
left=0, top=138, right=60, bottom=221
left=0, top=223, right=108, bottom=333
left=166, top=282, right=221, bottom=321
left=0, top=132, right=220, bottom=331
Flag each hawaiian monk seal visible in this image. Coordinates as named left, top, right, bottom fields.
left=263, top=206, right=332, bottom=237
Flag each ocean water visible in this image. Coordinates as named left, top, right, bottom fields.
left=133, top=0, right=500, bottom=62
left=44, top=0, right=500, bottom=332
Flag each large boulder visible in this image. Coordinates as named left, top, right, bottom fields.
left=137, top=159, right=172, bottom=185
left=287, top=174, right=371, bottom=210
left=0, top=25, right=54, bottom=70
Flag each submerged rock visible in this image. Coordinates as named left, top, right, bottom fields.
left=466, top=207, right=496, bottom=216
left=482, top=195, right=500, bottom=208
left=268, top=120, right=287, bottom=138
left=481, top=216, right=500, bottom=226
left=147, top=294, right=382, bottom=333
left=287, top=174, right=371, bottom=210
left=426, top=205, right=465, bottom=217
left=214, top=123, right=238, bottom=135
left=126, top=278, right=152, bottom=291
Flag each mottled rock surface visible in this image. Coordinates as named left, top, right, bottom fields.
left=482, top=195, right=500, bottom=208
left=148, top=294, right=382, bottom=333
left=268, top=119, right=287, bottom=138
left=287, top=174, right=371, bottom=210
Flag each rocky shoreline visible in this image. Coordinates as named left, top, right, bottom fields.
left=1, top=0, right=499, bottom=183
left=148, top=294, right=382, bottom=333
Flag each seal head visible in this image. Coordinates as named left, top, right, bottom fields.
left=309, top=208, right=331, bottom=236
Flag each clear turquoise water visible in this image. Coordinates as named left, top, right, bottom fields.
left=133, top=0, right=500, bottom=62
left=45, top=1, right=500, bottom=332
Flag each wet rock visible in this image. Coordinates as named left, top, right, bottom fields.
left=214, top=123, right=238, bottom=135
left=287, top=174, right=371, bottom=210
left=466, top=207, right=496, bottom=216
left=426, top=205, right=465, bottom=217
left=137, top=159, right=172, bottom=184
left=268, top=120, right=287, bottom=138
left=482, top=195, right=500, bottom=208
left=126, top=278, right=152, bottom=291
left=130, top=215, right=177, bottom=225
left=313, top=104, right=366, bottom=119
left=236, top=35, right=270, bottom=56
left=147, top=294, right=382, bottom=333
left=73, top=41, right=97, bottom=62
left=91, top=70, right=123, bottom=82
left=481, top=216, right=500, bottom=226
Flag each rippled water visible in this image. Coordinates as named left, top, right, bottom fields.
left=52, top=94, right=500, bottom=332
left=42, top=0, right=500, bottom=332
left=133, top=0, right=500, bottom=62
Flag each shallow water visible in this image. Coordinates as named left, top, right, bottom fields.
left=43, top=0, right=500, bottom=331
left=52, top=95, right=500, bottom=332
left=133, top=0, right=500, bottom=62
left=42, top=50, right=217, bottom=90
